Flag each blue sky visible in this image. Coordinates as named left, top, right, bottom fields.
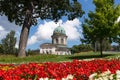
left=0, top=0, right=120, bottom=50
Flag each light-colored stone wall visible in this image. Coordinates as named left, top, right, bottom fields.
left=40, top=48, right=56, bottom=54
left=40, top=47, right=71, bottom=55
left=55, top=51, right=71, bottom=55
left=52, top=36, right=67, bottom=45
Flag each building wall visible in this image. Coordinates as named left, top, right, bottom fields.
left=40, top=48, right=56, bottom=54
left=40, top=48, right=71, bottom=55
left=55, top=51, right=71, bottom=55
left=52, top=36, right=67, bottom=45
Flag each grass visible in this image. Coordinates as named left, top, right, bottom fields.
left=0, top=51, right=120, bottom=64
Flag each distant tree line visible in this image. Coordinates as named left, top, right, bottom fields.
left=0, top=31, right=17, bottom=55
left=27, top=49, right=40, bottom=56
left=72, top=41, right=119, bottom=54
left=72, top=44, right=93, bottom=53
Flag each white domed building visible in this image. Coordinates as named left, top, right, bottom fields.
left=40, top=26, right=71, bottom=55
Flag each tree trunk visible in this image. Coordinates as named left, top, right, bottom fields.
left=94, top=41, right=97, bottom=52
left=18, top=7, right=33, bottom=57
left=18, top=23, right=30, bottom=57
left=100, top=40, right=103, bottom=57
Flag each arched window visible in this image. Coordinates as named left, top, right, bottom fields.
left=50, top=50, right=52, bottom=54
left=46, top=50, right=49, bottom=54
left=61, top=38, right=64, bottom=44
left=61, top=30, right=63, bottom=33
left=43, top=51, right=45, bottom=54
left=56, top=38, right=58, bottom=44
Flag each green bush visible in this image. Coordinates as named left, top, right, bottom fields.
left=72, top=44, right=93, bottom=53
left=27, top=49, right=40, bottom=56
left=0, top=44, right=3, bottom=54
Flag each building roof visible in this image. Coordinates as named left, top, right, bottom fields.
left=40, top=43, right=69, bottom=51
left=51, top=33, right=67, bottom=38
left=40, top=43, right=56, bottom=49
left=53, top=26, right=66, bottom=35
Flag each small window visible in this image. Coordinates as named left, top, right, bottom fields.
left=50, top=50, right=52, bottom=54
left=61, top=38, right=64, bottom=44
left=56, top=38, right=58, bottom=44
left=61, top=30, right=63, bottom=33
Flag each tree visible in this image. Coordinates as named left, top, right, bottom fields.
left=72, top=44, right=92, bottom=53
left=82, top=0, right=120, bottom=57
left=72, top=45, right=79, bottom=53
left=0, top=0, right=84, bottom=57
left=0, top=44, right=3, bottom=54
left=91, top=39, right=111, bottom=51
left=1, top=31, right=16, bottom=54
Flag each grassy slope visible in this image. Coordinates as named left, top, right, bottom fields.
left=0, top=52, right=120, bottom=64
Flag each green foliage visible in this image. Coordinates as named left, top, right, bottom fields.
left=1, top=31, right=17, bottom=54
left=0, top=44, right=3, bottom=53
left=0, top=0, right=84, bottom=25
left=27, top=49, right=39, bottom=56
left=72, top=44, right=93, bottom=53
left=72, top=45, right=79, bottom=53
left=82, top=0, right=120, bottom=56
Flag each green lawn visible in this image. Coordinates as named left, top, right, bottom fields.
left=0, top=52, right=120, bottom=64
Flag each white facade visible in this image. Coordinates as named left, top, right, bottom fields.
left=40, top=47, right=71, bottom=55
left=40, top=48, right=56, bottom=54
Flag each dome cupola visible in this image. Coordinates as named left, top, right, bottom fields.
left=53, top=26, right=66, bottom=35
left=52, top=25, right=67, bottom=45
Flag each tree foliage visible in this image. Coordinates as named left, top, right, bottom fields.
left=82, top=0, right=120, bottom=57
left=0, top=0, right=84, bottom=57
left=0, top=44, right=3, bottom=54
left=72, top=44, right=92, bottom=53
left=0, top=0, right=84, bottom=25
left=1, top=31, right=16, bottom=54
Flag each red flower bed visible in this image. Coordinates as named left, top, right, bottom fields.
left=0, top=59, right=120, bottom=80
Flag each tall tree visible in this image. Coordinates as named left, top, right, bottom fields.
left=1, top=31, right=16, bottom=54
left=0, top=44, right=3, bottom=53
left=0, top=0, right=84, bottom=57
left=82, top=0, right=120, bottom=57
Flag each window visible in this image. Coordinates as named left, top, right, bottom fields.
left=61, top=30, right=63, bottom=33
left=50, top=50, right=52, bottom=54
left=56, top=38, right=58, bottom=44
left=61, top=38, right=64, bottom=44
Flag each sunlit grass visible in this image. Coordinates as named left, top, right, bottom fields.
left=0, top=52, right=120, bottom=64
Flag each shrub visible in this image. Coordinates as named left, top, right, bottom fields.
left=72, top=44, right=93, bottom=53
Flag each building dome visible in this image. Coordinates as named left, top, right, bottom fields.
left=53, top=26, right=66, bottom=35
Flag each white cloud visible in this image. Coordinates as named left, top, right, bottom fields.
left=14, top=31, right=20, bottom=48
left=0, top=26, right=4, bottom=31
left=0, top=26, right=8, bottom=40
left=63, top=18, right=82, bottom=40
left=28, top=18, right=82, bottom=45
left=28, top=35, right=38, bottom=45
